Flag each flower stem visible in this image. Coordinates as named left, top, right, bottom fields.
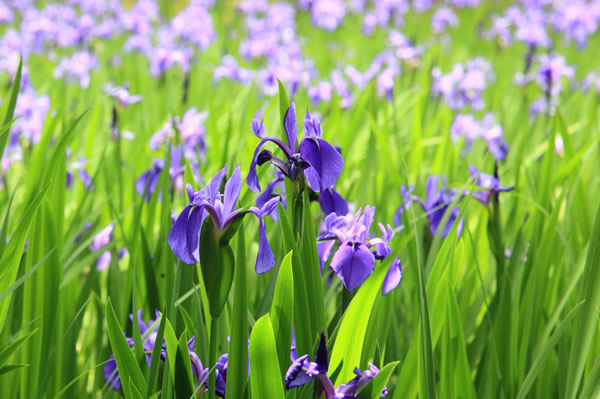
left=208, top=316, right=218, bottom=399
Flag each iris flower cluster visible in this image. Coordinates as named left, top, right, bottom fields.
left=285, top=331, right=388, bottom=398
left=104, top=310, right=229, bottom=396
left=395, top=166, right=513, bottom=238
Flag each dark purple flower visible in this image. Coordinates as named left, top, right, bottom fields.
left=168, top=165, right=279, bottom=272
left=420, top=175, right=463, bottom=238
left=104, top=310, right=162, bottom=391
left=467, top=165, right=514, bottom=206
left=136, top=146, right=185, bottom=201
left=285, top=331, right=387, bottom=398
left=247, top=104, right=343, bottom=194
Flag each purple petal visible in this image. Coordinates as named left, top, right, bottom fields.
left=79, top=168, right=92, bottom=189
left=318, top=188, right=348, bottom=216
left=251, top=119, right=266, bottom=138
left=382, top=257, right=402, bottom=295
left=168, top=205, right=198, bottom=265
left=246, top=137, right=291, bottom=193
left=223, top=164, right=242, bottom=216
left=96, top=250, right=112, bottom=272
left=314, top=331, right=328, bottom=371
left=187, top=206, right=205, bottom=263
left=317, top=240, right=336, bottom=273
left=104, top=355, right=121, bottom=391
left=330, top=241, right=375, bottom=291
left=206, top=166, right=227, bottom=203
left=299, top=138, right=344, bottom=191
left=284, top=103, right=297, bottom=152
left=66, top=171, right=73, bottom=189
left=285, top=354, right=312, bottom=389
left=248, top=210, right=275, bottom=273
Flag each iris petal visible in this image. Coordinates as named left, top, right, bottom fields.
left=330, top=241, right=375, bottom=291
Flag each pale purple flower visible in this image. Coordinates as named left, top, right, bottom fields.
left=311, top=0, right=347, bottom=31
left=451, top=113, right=508, bottom=161
left=104, top=83, right=142, bottom=107
left=53, top=51, right=98, bottom=88
left=432, top=7, right=459, bottom=33
left=214, top=55, right=253, bottom=84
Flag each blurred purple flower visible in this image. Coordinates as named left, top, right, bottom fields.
left=53, top=50, right=98, bottom=88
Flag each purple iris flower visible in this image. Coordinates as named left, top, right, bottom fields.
left=316, top=206, right=399, bottom=292
left=431, top=7, right=459, bottom=33
left=136, top=146, right=185, bottom=201
left=467, top=165, right=514, bottom=206
left=168, top=164, right=279, bottom=273
left=420, top=176, right=463, bottom=238
left=149, top=108, right=208, bottom=161
left=91, top=224, right=114, bottom=271
left=53, top=50, right=97, bottom=88
left=104, top=83, right=142, bottom=107
left=104, top=310, right=208, bottom=392
left=66, top=150, right=93, bottom=190
left=450, top=113, right=509, bottom=162
left=285, top=331, right=388, bottom=398
left=247, top=103, right=343, bottom=195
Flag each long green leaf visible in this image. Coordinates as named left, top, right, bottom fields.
left=565, top=201, right=600, bottom=398
left=0, top=55, right=21, bottom=162
left=330, top=262, right=388, bottom=385
left=249, top=314, right=285, bottom=399
left=105, top=298, right=147, bottom=398
left=226, top=225, right=249, bottom=399
left=270, top=251, right=294, bottom=377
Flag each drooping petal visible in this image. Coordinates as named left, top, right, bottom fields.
left=299, top=137, right=344, bottom=191
left=319, top=188, right=349, bottom=216
left=382, top=257, right=402, bottom=295
left=285, top=354, right=313, bottom=389
left=168, top=205, right=197, bottom=265
left=284, top=102, right=297, bottom=152
left=79, top=168, right=93, bottom=189
left=251, top=118, right=266, bottom=138
left=104, top=355, right=121, bottom=391
left=304, top=166, right=321, bottom=192
left=247, top=210, right=275, bottom=273
left=223, top=164, right=242, bottom=216
left=187, top=206, right=205, bottom=263
left=330, top=241, right=375, bottom=291
left=317, top=240, right=336, bottom=273
left=96, top=250, right=112, bottom=272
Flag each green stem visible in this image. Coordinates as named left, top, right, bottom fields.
left=208, top=316, right=218, bottom=399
